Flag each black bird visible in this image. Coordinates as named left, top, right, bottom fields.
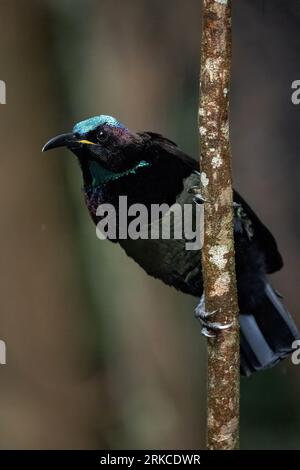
left=43, top=115, right=299, bottom=376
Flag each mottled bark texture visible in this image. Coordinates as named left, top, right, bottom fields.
left=199, top=0, right=240, bottom=450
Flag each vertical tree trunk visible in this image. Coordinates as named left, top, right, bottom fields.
left=199, top=0, right=240, bottom=450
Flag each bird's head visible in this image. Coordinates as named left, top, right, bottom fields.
left=43, top=115, right=145, bottom=176
left=43, top=115, right=195, bottom=215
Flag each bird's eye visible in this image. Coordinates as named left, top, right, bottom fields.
left=97, top=130, right=108, bottom=143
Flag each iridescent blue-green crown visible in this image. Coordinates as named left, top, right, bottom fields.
left=73, top=115, right=126, bottom=136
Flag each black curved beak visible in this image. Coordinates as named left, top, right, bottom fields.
left=42, top=133, right=75, bottom=152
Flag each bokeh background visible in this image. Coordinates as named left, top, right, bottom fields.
left=0, top=0, right=299, bottom=449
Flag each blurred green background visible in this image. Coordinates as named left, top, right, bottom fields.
left=0, top=0, right=299, bottom=449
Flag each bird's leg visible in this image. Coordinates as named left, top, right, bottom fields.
left=195, top=295, right=233, bottom=338
left=188, top=186, right=206, bottom=205
left=189, top=187, right=243, bottom=210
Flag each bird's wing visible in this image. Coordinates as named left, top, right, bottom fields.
left=140, top=131, right=199, bottom=176
left=118, top=169, right=203, bottom=297
left=232, top=191, right=283, bottom=274
left=141, top=132, right=283, bottom=274
left=141, top=132, right=179, bottom=148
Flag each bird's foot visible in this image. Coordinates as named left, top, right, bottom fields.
left=195, top=296, right=233, bottom=338
left=188, top=186, right=206, bottom=205
left=189, top=188, right=243, bottom=210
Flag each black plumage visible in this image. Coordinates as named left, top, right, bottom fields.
left=43, top=115, right=299, bottom=376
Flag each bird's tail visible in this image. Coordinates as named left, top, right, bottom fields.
left=240, top=283, right=299, bottom=376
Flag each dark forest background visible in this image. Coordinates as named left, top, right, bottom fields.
left=0, top=0, right=299, bottom=449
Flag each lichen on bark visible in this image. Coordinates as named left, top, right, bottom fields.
left=199, top=0, right=240, bottom=450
